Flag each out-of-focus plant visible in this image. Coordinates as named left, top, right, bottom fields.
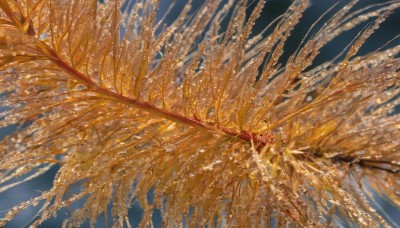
left=0, top=0, right=399, bottom=227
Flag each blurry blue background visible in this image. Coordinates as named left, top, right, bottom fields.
left=0, top=0, right=399, bottom=227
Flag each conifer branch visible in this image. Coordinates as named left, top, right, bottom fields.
left=0, top=0, right=399, bottom=227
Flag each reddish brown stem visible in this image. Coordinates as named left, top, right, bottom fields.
left=34, top=39, right=275, bottom=146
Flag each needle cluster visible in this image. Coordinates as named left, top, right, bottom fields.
left=0, top=0, right=399, bottom=227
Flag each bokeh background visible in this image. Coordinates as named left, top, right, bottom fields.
left=1, top=0, right=399, bottom=227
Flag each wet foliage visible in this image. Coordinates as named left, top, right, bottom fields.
left=0, top=0, right=399, bottom=227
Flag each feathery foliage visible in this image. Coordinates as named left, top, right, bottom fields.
left=0, top=0, right=399, bottom=226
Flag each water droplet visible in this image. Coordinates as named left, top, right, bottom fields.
left=164, top=143, right=176, bottom=153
